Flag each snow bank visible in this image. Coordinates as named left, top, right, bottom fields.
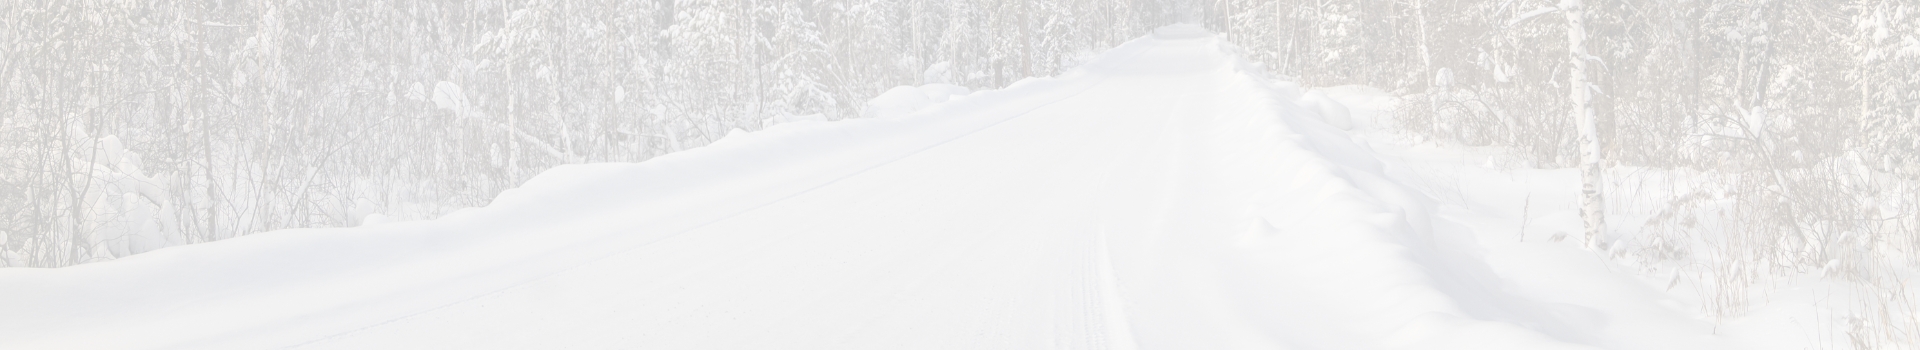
left=859, top=84, right=972, bottom=119
left=1296, top=89, right=1353, bottom=130
left=0, top=43, right=1111, bottom=349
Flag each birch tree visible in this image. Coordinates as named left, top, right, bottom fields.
left=1562, top=0, right=1606, bottom=249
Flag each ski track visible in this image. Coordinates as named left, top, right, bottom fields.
left=1, top=25, right=1705, bottom=349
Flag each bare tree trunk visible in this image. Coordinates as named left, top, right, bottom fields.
left=1019, top=0, right=1033, bottom=78
left=1564, top=0, right=1607, bottom=249
left=203, top=101, right=218, bottom=243
left=1414, top=0, right=1432, bottom=78
left=1276, top=0, right=1292, bottom=74
left=911, top=0, right=924, bottom=83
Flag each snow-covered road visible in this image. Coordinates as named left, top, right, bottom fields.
left=1, top=26, right=1756, bottom=349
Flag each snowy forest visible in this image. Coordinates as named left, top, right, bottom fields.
left=4, top=0, right=1919, bottom=348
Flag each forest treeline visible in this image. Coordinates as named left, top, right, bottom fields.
left=4, top=0, right=1918, bottom=347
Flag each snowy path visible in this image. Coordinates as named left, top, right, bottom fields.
left=2, top=26, right=1750, bottom=349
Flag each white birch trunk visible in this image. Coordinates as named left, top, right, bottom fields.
left=1564, top=0, right=1607, bottom=249
left=1415, top=0, right=1432, bottom=74
left=1019, top=0, right=1033, bottom=78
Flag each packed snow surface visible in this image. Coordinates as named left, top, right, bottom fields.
left=1, top=26, right=1776, bottom=349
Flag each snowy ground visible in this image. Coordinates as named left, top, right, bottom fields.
left=1338, top=86, right=1898, bottom=350
left=0, top=26, right=1824, bottom=349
